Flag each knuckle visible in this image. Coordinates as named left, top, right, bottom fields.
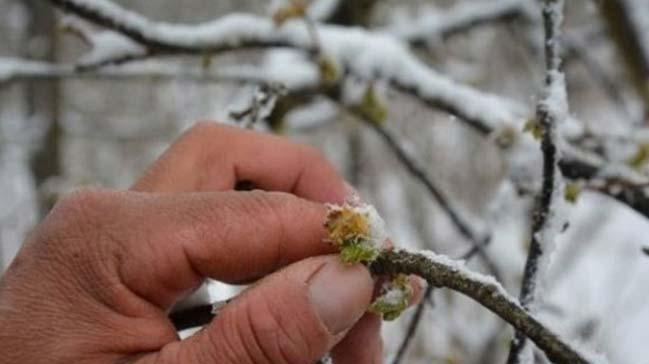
left=33, top=188, right=122, bottom=274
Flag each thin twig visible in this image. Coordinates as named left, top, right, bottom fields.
left=391, top=234, right=492, bottom=364
left=506, top=1, right=568, bottom=362
left=372, top=249, right=590, bottom=364
left=22, top=0, right=649, bottom=221
left=45, top=0, right=524, bottom=128
left=364, top=121, right=501, bottom=280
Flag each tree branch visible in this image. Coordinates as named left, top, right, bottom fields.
left=32, top=0, right=649, bottom=217
left=45, top=0, right=526, bottom=129
left=507, top=1, right=568, bottom=362
left=0, top=57, right=272, bottom=84
left=21, top=0, right=649, bottom=225
left=171, top=249, right=592, bottom=364
left=372, top=249, right=590, bottom=364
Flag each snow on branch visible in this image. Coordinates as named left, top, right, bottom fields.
left=506, top=1, right=569, bottom=362
left=47, top=0, right=527, bottom=132
left=171, top=249, right=593, bottom=364
left=25, top=0, right=649, bottom=221
left=386, top=0, right=532, bottom=45
left=371, top=249, right=592, bottom=364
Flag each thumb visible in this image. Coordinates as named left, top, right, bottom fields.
left=143, top=255, right=374, bottom=364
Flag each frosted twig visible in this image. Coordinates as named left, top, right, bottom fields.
left=169, top=249, right=591, bottom=364
left=23, top=0, right=649, bottom=221
left=506, top=1, right=568, bottom=363
left=371, top=249, right=591, bottom=364
left=229, top=83, right=287, bottom=128
left=391, top=234, right=493, bottom=364
left=45, top=0, right=525, bottom=131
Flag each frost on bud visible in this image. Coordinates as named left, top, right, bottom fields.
left=357, top=85, right=388, bottom=125
left=368, top=274, right=412, bottom=321
left=325, top=200, right=387, bottom=264
left=325, top=200, right=411, bottom=321
left=272, top=0, right=307, bottom=25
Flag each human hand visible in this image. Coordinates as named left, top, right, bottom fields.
left=0, top=123, right=386, bottom=364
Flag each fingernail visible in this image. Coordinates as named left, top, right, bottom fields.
left=308, top=260, right=373, bottom=335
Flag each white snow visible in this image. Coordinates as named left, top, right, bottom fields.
left=523, top=0, right=570, bottom=308
left=404, top=248, right=521, bottom=307
left=260, top=49, right=319, bottom=90
left=379, top=281, right=410, bottom=306
left=331, top=197, right=390, bottom=251
left=0, top=57, right=52, bottom=82
left=542, top=70, right=569, bottom=126
left=81, top=31, right=146, bottom=66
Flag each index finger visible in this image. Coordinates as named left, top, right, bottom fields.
left=132, top=122, right=349, bottom=204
